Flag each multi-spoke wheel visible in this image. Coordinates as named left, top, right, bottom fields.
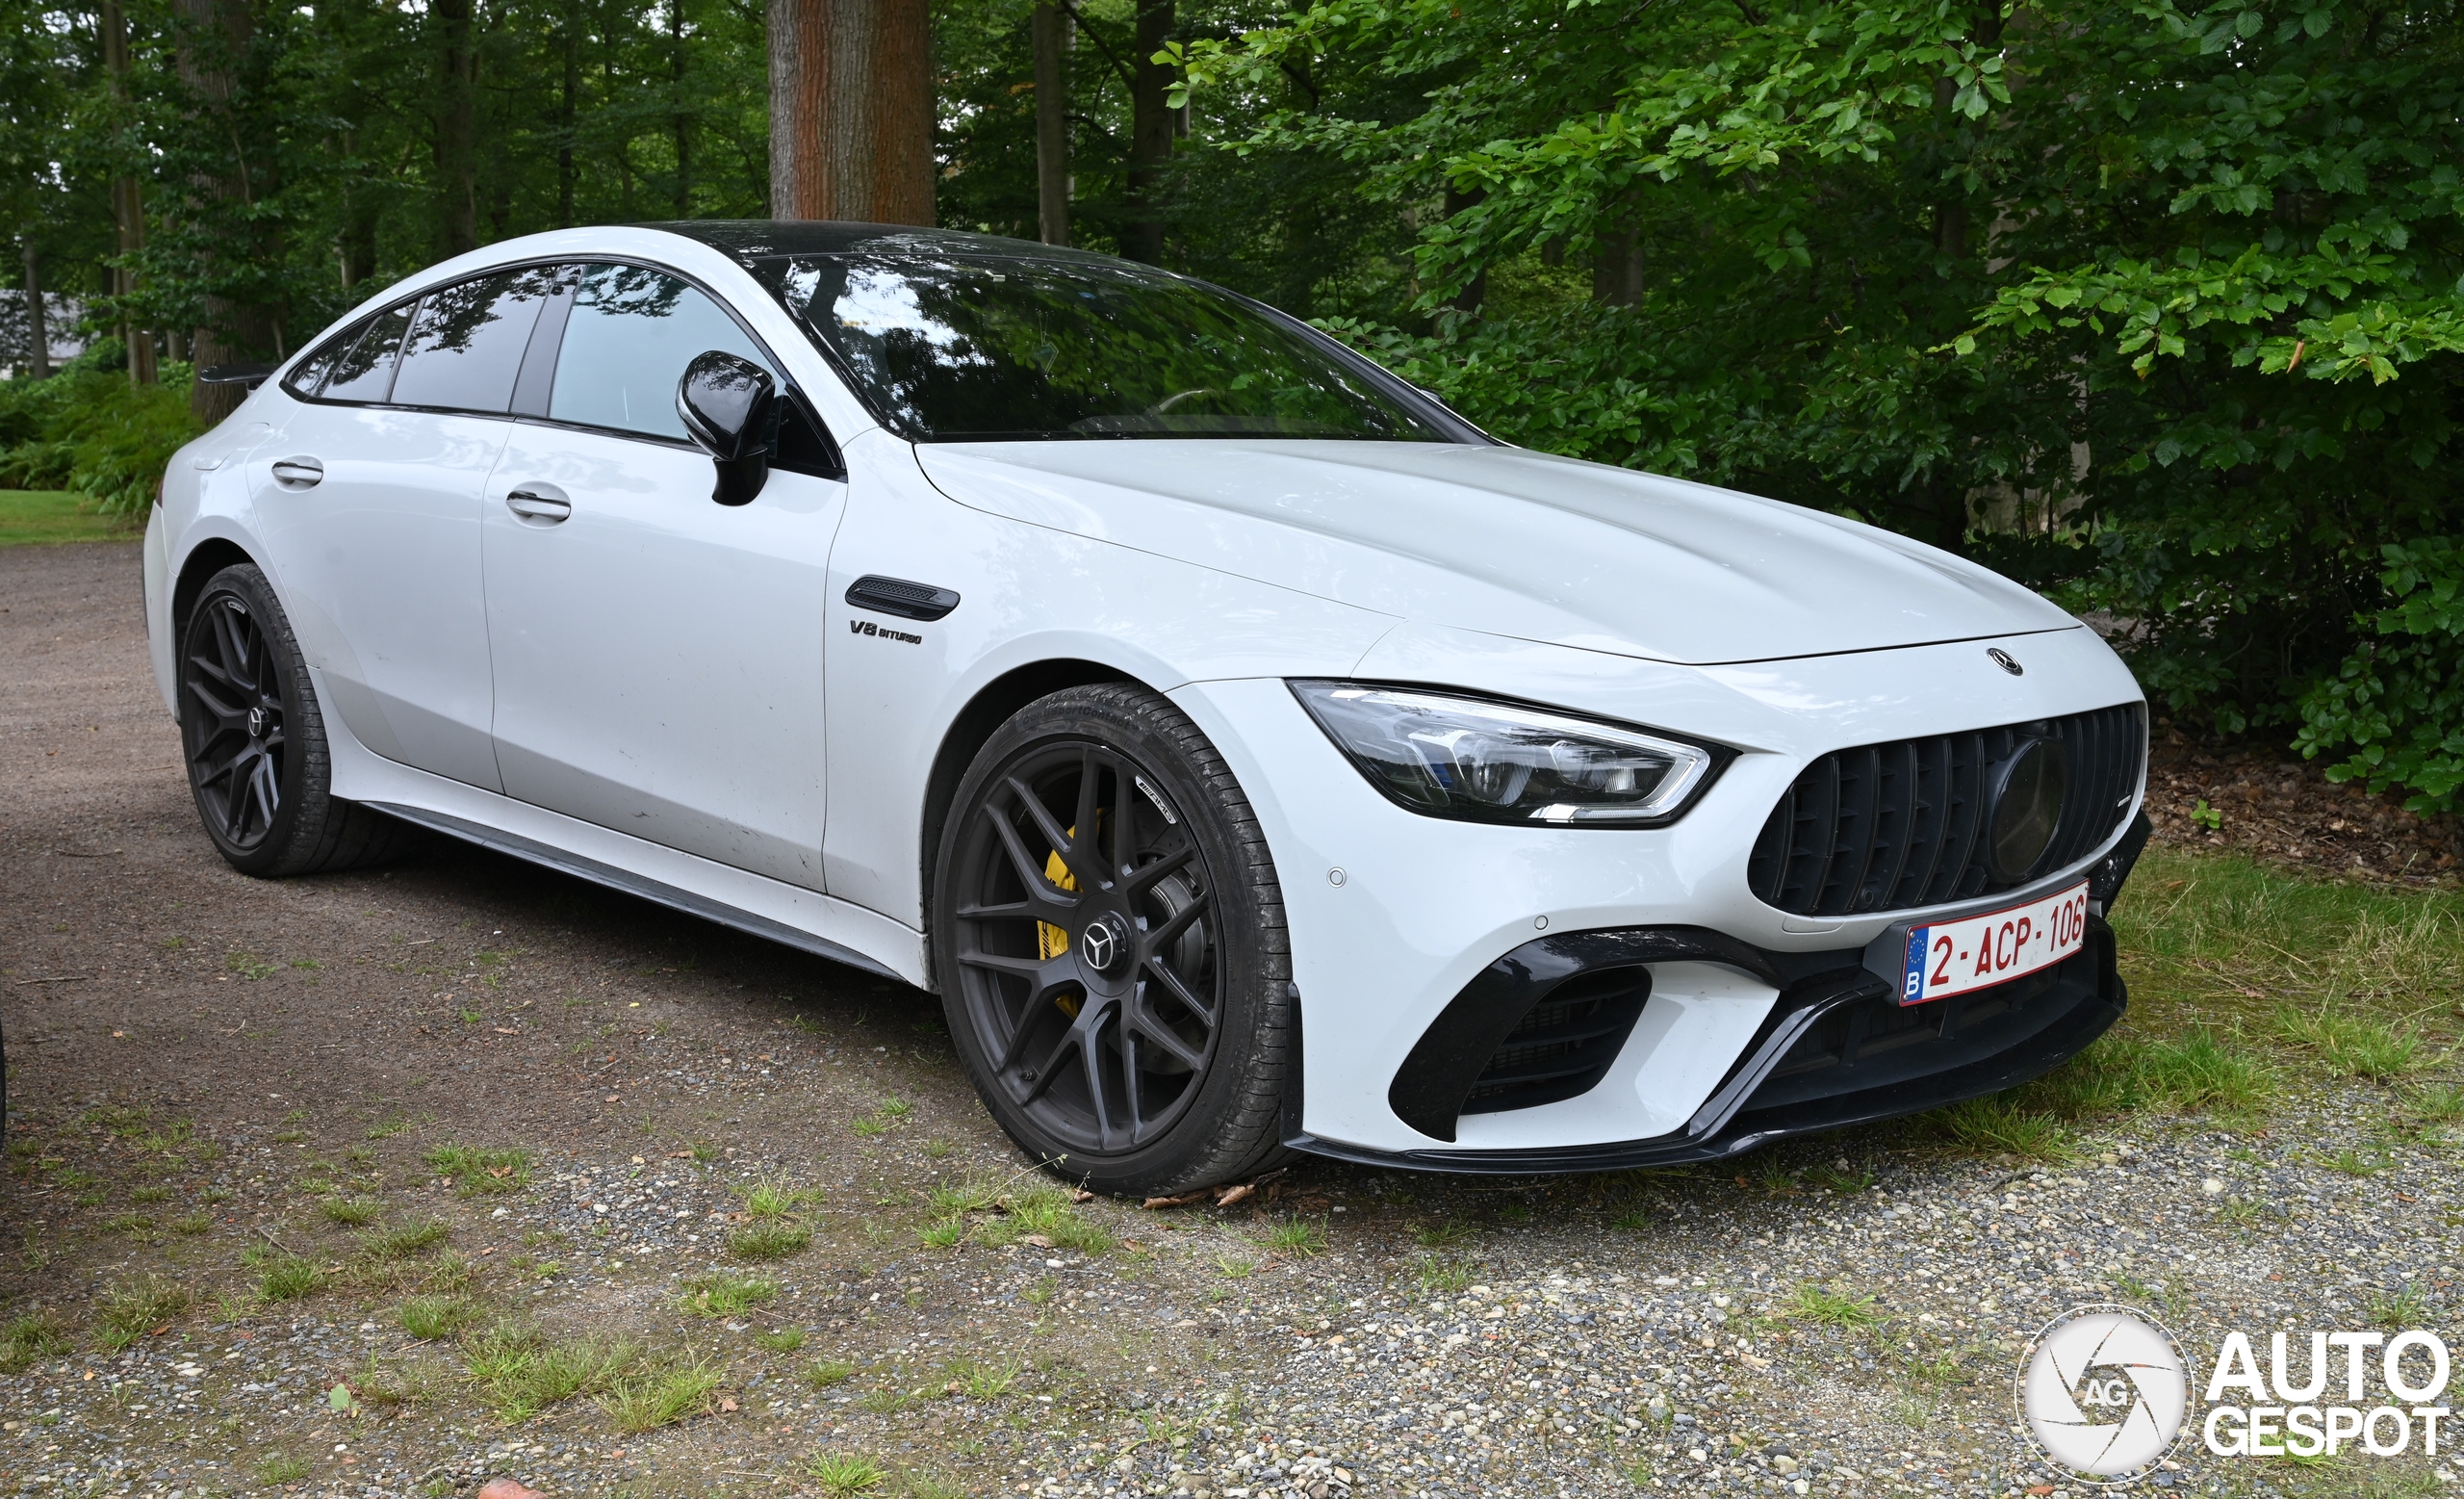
left=934, top=684, right=1293, bottom=1196
left=178, top=564, right=409, bottom=876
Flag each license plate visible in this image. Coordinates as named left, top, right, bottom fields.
left=1895, top=881, right=2090, bottom=1005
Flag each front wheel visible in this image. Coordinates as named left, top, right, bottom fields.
left=932, top=684, right=1294, bottom=1197
left=178, top=563, right=409, bottom=876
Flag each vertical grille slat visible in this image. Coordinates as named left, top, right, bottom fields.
left=1749, top=704, right=2144, bottom=917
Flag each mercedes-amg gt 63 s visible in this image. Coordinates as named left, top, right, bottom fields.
left=146, top=221, right=2150, bottom=1194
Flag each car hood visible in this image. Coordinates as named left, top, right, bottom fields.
left=913, top=439, right=2080, bottom=666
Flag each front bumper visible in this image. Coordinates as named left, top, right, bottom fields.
left=1167, top=625, right=2147, bottom=1163
left=1283, top=916, right=2124, bottom=1175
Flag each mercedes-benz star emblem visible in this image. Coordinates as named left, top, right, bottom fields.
left=1989, top=647, right=2024, bottom=676
left=246, top=706, right=268, bottom=737
left=1079, top=917, right=1121, bottom=974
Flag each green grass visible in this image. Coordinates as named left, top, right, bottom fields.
left=806, top=1452, right=886, bottom=1495
left=424, top=1144, right=531, bottom=1195
left=802, top=1358, right=858, bottom=1389
left=95, top=1276, right=192, bottom=1349
left=462, top=1321, right=640, bottom=1422
left=0, top=489, right=142, bottom=546
left=254, top=1454, right=312, bottom=1486
left=398, top=1294, right=477, bottom=1341
left=942, top=1357, right=1021, bottom=1399
left=255, top=1256, right=324, bottom=1303
left=976, top=1186, right=1115, bottom=1255
left=356, top=1220, right=450, bottom=1262
left=727, top=1220, right=813, bottom=1262
left=321, top=1196, right=383, bottom=1226
left=1412, top=1253, right=1476, bottom=1295
left=2113, top=845, right=2464, bottom=1030
left=677, top=1272, right=779, bottom=1317
left=755, top=1327, right=807, bottom=1353
left=597, top=1360, right=723, bottom=1433
left=739, top=1175, right=825, bottom=1218
left=0, top=1309, right=72, bottom=1374
left=1251, top=1216, right=1329, bottom=1258
left=1928, top=1096, right=2078, bottom=1162
left=1786, top=1280, right=1884, bottom=1328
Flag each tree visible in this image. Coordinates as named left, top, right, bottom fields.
left=769, top=0, right=935, bottom=222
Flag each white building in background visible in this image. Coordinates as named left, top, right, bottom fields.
left=0, top=291, right=86, bottom=379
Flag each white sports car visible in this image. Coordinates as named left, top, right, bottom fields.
left=146, top=222, right=2150, bottom=1194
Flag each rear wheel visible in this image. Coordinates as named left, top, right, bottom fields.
left=933, top=684, right=1293, bottom=1196
left=178, top=563, right=409, bottom=876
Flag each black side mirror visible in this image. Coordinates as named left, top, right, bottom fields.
left=676, top=350, right=778, bottom=505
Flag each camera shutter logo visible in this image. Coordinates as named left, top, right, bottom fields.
left=2017, top=1305, right=2190, bottom=1482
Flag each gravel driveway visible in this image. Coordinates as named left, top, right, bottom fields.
left=2, top=540, right=2455, bottom=1499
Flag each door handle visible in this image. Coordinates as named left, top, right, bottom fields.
left=270, top=456, right=323, bottom=488
left=505, top=486, right=573, bottom=524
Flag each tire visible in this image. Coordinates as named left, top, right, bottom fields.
left=177, top=563, right=411, bottom=877
left=932, top=683, right=1295, bottom=1197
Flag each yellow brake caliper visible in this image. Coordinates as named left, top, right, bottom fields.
left=1036, top=816, right=1100, bottom=1018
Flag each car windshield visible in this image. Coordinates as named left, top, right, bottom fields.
left=750, top=253, right=1448, bottom=443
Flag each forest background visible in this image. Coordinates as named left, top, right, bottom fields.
left=1, top=0, right=2459, bottom=812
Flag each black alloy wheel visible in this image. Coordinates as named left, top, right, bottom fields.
left=935, top=685, right=1292, bottom=1196
left=177, top=563, right=409, bottom=876
left=183, top=584, right=290, bottom=852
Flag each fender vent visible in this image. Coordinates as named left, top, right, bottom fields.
left=1746, top=703, right=2143, bottom=918
left=1460, top=966, right=1652, bottom=1116
left=845, top=575, right=961, bottom=622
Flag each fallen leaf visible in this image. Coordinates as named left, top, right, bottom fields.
left=1214, top=1183, right=1254, bottom=1208
left=493, top=1026, right=520, bottom=1035
left=1022, top=1233, right=1055, bottom=1248
left=1072, top=1189, right=1095, bottom=1203
left=718, top=1397, right=738, bottom=1412
left=486, top=1165, right=513, bottom=1177
left=1142, top=1191, right=1207, bottom=1210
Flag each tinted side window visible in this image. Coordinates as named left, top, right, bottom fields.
left=390, top=268, right=561, bottom=414
left=549, top=264, right=775, bottom=441
left=320, top=302, right=415, bottom=402
left=283, top=327, right=351, bottom=398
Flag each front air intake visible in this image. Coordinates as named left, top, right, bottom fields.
left=1745, top=703, right=2143, bottom=918
left=1458, top=966, right=1651, bottom=1116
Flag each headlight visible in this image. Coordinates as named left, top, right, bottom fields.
left=1289, top=681, right=1723, bottom=827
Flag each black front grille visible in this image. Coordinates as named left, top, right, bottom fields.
left=1746, top=703, right=2143, bottom=917
left=1459, top=966, right=1651, bottom=1116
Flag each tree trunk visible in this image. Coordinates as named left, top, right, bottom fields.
left=436, top=0, right=478, bottom=255
left=557, top=16, right=578, bottom=226
left=1592, top=229, right=1645, bottom=305
left=1122, top=0, right=1172, bottom=263
left=178, top=0, right=283, bottom=422
left=767, top=0, right=935, bottom=224
left=670, top=0, right=692, bottom=217
left=101, top=0, right=157, bottom=387
left=339, top=132, right=379, bottom=288
left=20, top=241, right=50, bottom=379
left=1031, top=1, right=1068, bottom=246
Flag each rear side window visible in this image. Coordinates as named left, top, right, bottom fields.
left=390, top=268, right=562, bottom=414
left=549, top=263, right=775, bottom=441
left=318, top=302, right=415, bottom=402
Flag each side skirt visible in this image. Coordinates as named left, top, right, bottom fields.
left=368, top=801, right=906, bottom=984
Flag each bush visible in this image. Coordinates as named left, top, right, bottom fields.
left=2298, top=538, right=2464, bottom=814
left=0, top=357, right=202, bottom=515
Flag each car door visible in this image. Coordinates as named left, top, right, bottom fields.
left=481, top=260, right=849, bottom=891
left=249, top=267, right=560, bottom=790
